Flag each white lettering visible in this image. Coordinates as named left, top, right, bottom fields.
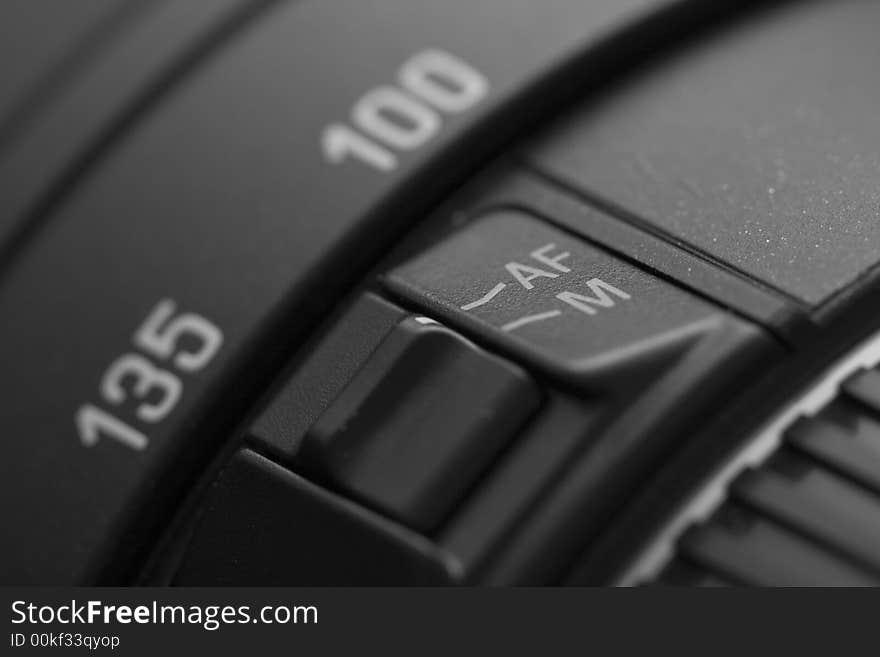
left=530, top=243, right=571, bottom=273
left=556, top=279, right=631, bottom=315
left=505, top=262, right=558, bottom=289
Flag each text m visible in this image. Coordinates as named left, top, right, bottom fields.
left=556, top=278, right=631, bottom=315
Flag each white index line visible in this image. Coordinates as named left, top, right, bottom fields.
left=461, top=282, right=506, bottom=311
left=501, top=310, right=562, bottom=332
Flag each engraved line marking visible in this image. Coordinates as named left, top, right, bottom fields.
left=461, top=282, right=507, bottom=310
left=501, top=310, right=562, bottom=332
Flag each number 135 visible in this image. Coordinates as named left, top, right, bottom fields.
left=75, top=299, right=224, bottom=451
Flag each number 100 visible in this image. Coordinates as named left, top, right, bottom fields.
left=322, top=49, right=489, bottom=172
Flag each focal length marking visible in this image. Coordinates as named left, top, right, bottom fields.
left=75, top=299, right=223, bottom=452
left=322, top=49, right=489, bottom=172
